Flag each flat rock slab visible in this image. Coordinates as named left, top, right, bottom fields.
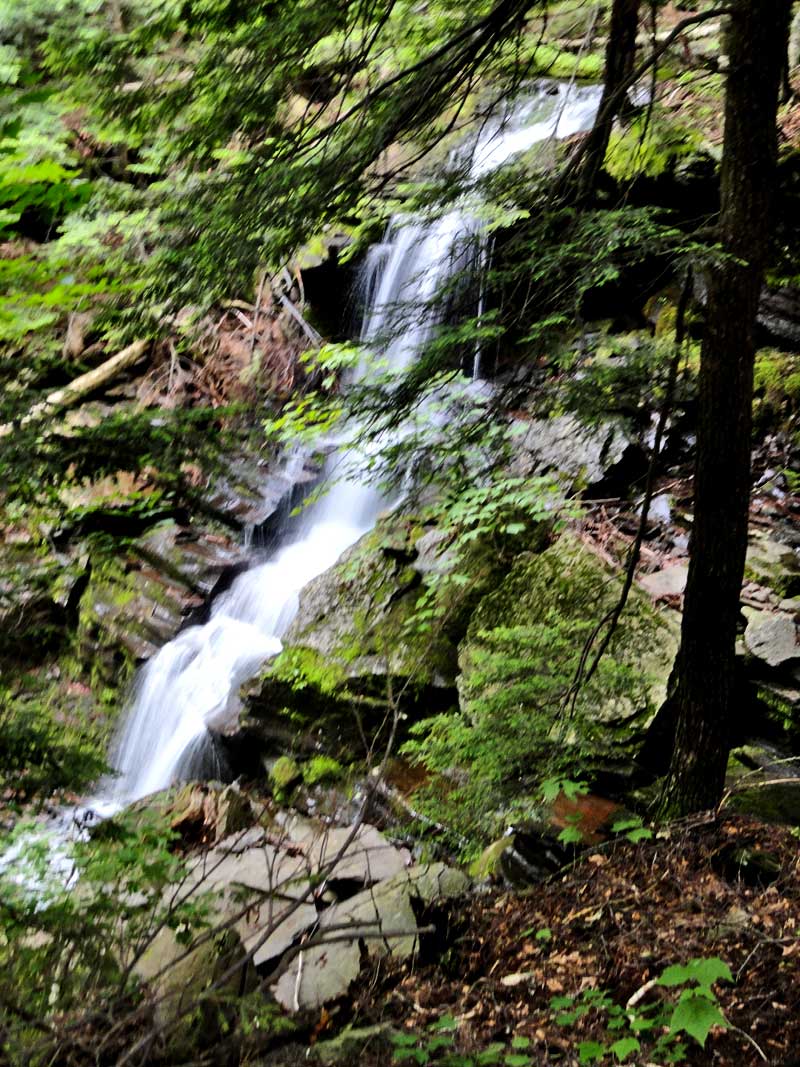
left=274, top=814, right=411, bottom=884
left=745, top=613, right=800, bottom=668
left=319, top=876, right=419, bottom=960
left=188, top=841, right=311, bottom=899
left=639, top=563, right=688, bottom=600
left=242, top=899, right=319, bottom=968
left=296, top=824, right=411, bottom=884
left=271, top=863, right=469, bottom=1012
left=272, top=939, right=362, bottom=1013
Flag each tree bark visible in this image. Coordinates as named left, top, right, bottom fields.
left=659, top=0, right=792, bottom=816
left=577, top=0, right=640, bottom=199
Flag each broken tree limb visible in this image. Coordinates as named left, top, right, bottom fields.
left=0, top=339, right=150, bottom=438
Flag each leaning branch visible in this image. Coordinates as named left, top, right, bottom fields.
left=0, top=340, right=150, bottom=438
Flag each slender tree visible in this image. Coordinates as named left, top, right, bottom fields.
left=575, top=0, right=640, bottom=199
left=660, top=0, right=793, bottom=816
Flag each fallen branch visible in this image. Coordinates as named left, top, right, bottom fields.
left=0, top=340, right=150, bottom=438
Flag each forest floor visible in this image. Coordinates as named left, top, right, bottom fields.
left=335, top=814, right=800, bottom=1066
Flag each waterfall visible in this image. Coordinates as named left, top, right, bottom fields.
left=95, top=82, right=601, bottom=811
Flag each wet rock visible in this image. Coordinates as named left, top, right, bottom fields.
left=79, top=563, right=189, bottom=661
left=246, top=511, right=526, bottom=736
left=758, top=285, right=800, bottom=348
left=469, top=836, right=514, bottom=879
left=131, top=521, right=246, bottom=598
left=500, top=826, right=576, bottom=886
left=745, top=612, right=800, bottom=668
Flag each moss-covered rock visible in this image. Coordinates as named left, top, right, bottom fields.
left=754, top=681, right=800, bottom=747
left=245, top=512, right=541, bottom=741
left=745, top=533, right=800, bottom=599
left=270, top=755, right=301, bottom=792
left=0, top=542, right=87, bottom=662
left=458, top=533, right=679, bottom=772
left=726, top=744, right=800, bottom=825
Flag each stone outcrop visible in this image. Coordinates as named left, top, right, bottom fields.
left=458, top=533, right=680, bottom=771
left=140, top=797, right=468, bottom=1016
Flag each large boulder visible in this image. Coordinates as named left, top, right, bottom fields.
left=457, top=533, right=679, bottom=775
left=509, top=414, right=636, bottom=492
left=745, top=612, right=800, bottom=669
left=245, top=513, right=544, bottom=741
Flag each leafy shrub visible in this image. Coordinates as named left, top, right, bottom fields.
left=551, top=956, right=733, bottom=1063
left=0, top=806, right=214, bottom=1065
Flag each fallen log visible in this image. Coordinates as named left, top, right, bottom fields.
left=0, top=339, right=150, bottom=438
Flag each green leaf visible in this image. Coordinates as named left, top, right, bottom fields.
left=668, top=995, right=729, bottom=1047
left=578, top=1041, right=606, bottom=1063
left=658, top=958, right=733, bottom=991
left=609, top=1037, right=640, bottom=1061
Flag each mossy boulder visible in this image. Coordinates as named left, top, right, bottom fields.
left=457, top=533, right=680, bottom=774
left=745, top=533, right=800, bottom=599
left=726, top=743, right=800, bottom=825
left=754, top=681, right=800, bottom=747
left=246, top=513, right=542, bottom=738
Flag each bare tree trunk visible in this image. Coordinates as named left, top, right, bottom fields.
left=659, top=0, right=792, bottom=817
left=577, top=0, right=640, bottom=199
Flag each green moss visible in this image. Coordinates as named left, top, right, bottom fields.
left=754, top=348, right=800, bottom=429
left=270, top=756, right=300, bottom=792
left=404, top=535, right=679, bottom=847
left=302, top=755, right=345, bottom=786
left=522, top=43, right=603, bottom=81
left=269, top=646, right=348, bottom=696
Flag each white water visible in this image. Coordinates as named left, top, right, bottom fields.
left=91, top=83, right=602, bottom=812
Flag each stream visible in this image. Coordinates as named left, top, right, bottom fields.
left=2, top=81, right=601, bottom=883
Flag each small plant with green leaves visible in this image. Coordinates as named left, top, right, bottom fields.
left=390, top=1015, right=534, bottom=1066
left=551, top=956, right=733, bottom=1064
left=609, top=813, right=654, bottom=845
left=0, top=806, right=216, bottom=1065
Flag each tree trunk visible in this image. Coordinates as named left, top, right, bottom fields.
left=659, top=0, right=792, bottom=817
left=577, top=0, right=640, bottom=199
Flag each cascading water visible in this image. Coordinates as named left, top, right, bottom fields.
left=93, top=82, right=602, bottom=813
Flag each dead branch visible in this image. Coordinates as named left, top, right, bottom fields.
left=0, top=339, right=150, bottom=437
